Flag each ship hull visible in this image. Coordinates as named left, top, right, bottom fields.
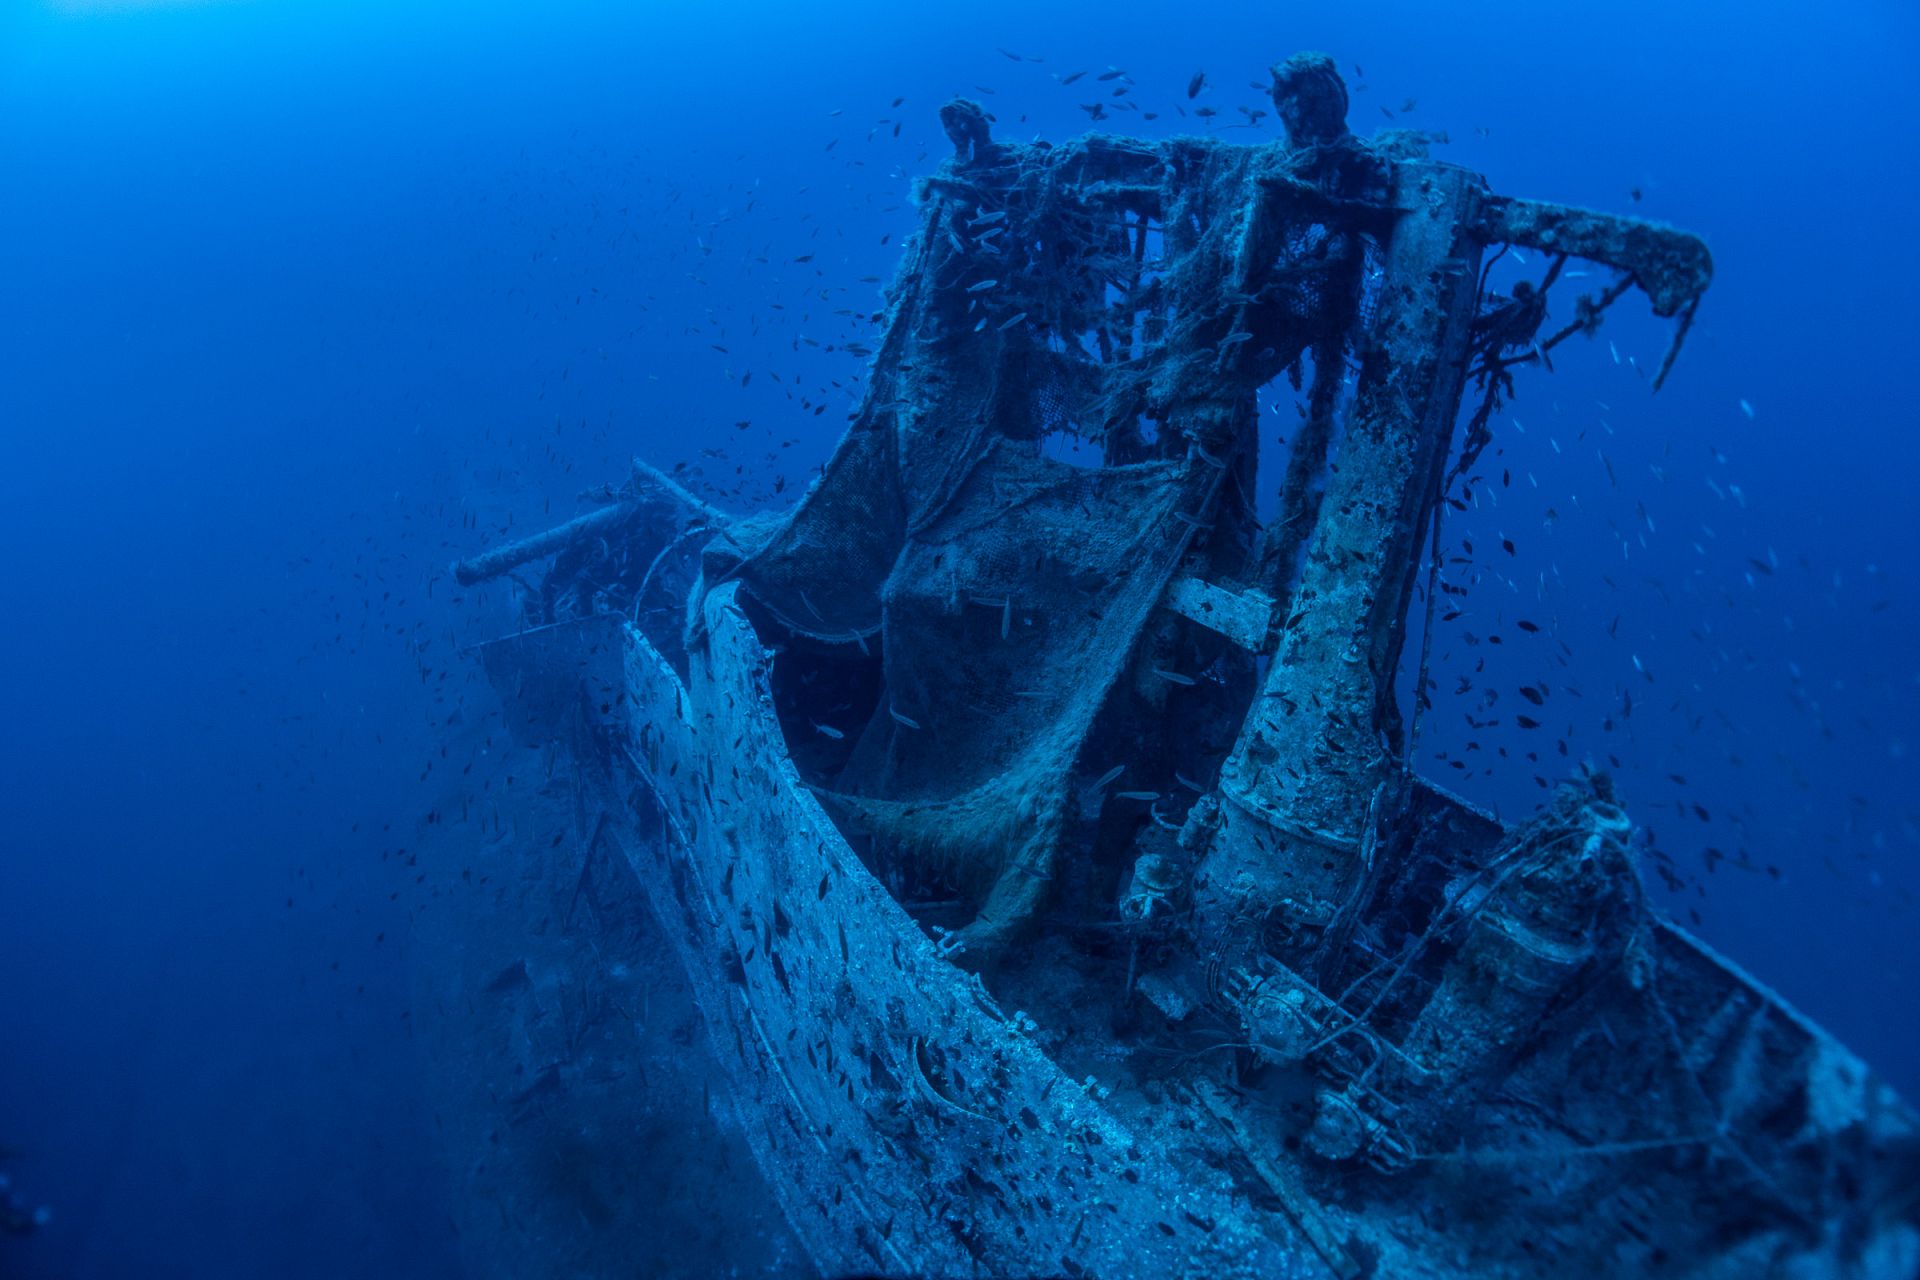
left=482, top=598, right=1326, bottom=1279
left=479, top=596, right=1920, bottom=1280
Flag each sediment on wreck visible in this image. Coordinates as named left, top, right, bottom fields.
left=447, top=51, right=1920, bottom=1280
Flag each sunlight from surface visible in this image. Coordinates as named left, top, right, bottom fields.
left=43, top=0, right=245, bottom=11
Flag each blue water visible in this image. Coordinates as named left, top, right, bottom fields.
left=1, top=1, right=1914, bottom=1275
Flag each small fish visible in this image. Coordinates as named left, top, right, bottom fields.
left=1151, top=668, right=1196, bottom=686
left=970, top=210, right=1008, bottom=226
left=967, top=279, right=1000, bottom=293
left=1090, top=764, right=1126, bottom=790
left=1060, top=70, right=1087, bottom=86
left=1114, top=791, right=1160, bottom=801
left=888, top=705, right=922, bottom=730
left=1096, top=67, right=1127, bottom=82
left=997, top=311, right=1028, bottom=331
left=1220, top=330, right=1253, bottom=346
left=1187, top=70, right=1206, bottom=99
left=811, top=721, right=845, bottom=740
left=1739, top=398, right=1755, bottom=419
left=1001, top=597, right=1012, bottom=640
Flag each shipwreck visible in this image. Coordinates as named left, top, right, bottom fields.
left=446, top=54, right=1920, bottom=1279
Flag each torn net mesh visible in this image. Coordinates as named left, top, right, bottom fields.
left=699, top=126, right=1368, bottom=943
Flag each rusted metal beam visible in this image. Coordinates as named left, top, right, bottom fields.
left=452, top=457, right=721, bottom=587
left=452, top=500, right=633, bottom=587
left=1484, top=196, right=1711, bottom=319
left=1196, top=160, right=1488, bottom=949
left=1160, top=575, right=1274, bottom=651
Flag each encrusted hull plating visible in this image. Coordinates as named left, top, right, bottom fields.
left=479, top=605, right=1919, bottom=1279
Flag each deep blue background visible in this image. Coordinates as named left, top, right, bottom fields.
left=1, top=1, right=1914, bottom=1275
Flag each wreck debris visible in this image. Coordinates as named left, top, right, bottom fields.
left=1198, top=159, right=1489, bottom=967
left=453, top=458, right=722, bottom=589
left=1192, top=1076, right=1363, bottom=1280
left=1268, top=52, right=1353, bottom=149
left=457, top=52, right=1920, bottom=1280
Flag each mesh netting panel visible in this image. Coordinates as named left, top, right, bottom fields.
left=701, top=122, right=1373, bottom=946
left=702, top=410, right=904, bottom=642
left=852, top=441, right=1188, bottom=799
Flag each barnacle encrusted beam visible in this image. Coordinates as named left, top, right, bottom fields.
left=1195, top=160, right=1488, bottom=953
